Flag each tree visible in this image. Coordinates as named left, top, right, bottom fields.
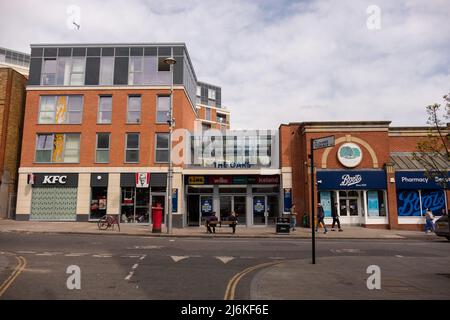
left=412, top=93, right=450, bottom=188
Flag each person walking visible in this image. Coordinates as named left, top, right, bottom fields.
left=331, top=202, right=343, bottom=232
left=424, top=208, right=435, bottom=233
left=316, top=203, right=327, bottom=234
left=290, top=204, right=297, bottom=231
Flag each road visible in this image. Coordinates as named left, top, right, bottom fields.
left=0, top=232, right=449, bottom=300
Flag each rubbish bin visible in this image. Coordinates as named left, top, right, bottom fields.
left=151, top=203, right=163, bottom=233
left=302, top=214, right=309, bottom=228
left=276, top=217, right=290, bottom=234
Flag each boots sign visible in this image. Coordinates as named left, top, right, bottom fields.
left=31, top=173, right=79, bottom=187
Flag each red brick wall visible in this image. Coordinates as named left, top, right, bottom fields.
left=20, top=88, right=196, bottom=168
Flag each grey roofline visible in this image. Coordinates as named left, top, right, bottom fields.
left=0, top=46, right=31, bottom=56
left=197, top=80, right=221, bottom=89
left=29, top=42, right=197, bottom=81
left=283, top=121, right=392, bottom=126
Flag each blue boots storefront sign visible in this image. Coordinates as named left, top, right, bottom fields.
left=396, top=171, right=448, bottom=216
left=316, top=170, right=387, bottom=190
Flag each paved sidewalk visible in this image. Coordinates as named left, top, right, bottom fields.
left=0, top=218, right=441, bottom=240
left=251, top=255, right=450, bottom=300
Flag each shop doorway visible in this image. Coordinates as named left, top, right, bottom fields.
left=187, top=195, right=200, bottom=226
left=220, top=195, right=246, bottom=225
left=339, top=191, right=363, bottom=224
left=252, top=195, right=279, bottom=226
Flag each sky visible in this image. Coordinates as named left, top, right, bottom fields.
left=1, top=0, right=449, bottom=129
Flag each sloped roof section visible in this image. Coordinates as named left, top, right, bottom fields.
left=390, top=152, right=449, bottom=171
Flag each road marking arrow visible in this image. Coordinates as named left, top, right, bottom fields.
left=171, top=256, right=189, bottom=262
left=215, top=256, right=234, bottom=264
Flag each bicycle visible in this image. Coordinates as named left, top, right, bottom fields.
left=97, top=215, right=121, bottom=232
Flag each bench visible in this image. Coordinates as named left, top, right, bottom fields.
left=204, top=220, right=237, bottom=233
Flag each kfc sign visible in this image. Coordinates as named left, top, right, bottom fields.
left=32, top=173, right=79, bottom=187
left=43, top=175, right=67, bottom=185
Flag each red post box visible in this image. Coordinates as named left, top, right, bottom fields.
left=151, top=203, right=163, bottom=233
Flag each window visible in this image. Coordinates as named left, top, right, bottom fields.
left=96, top=133, right=110, bottom=163
left=56, top=57, right=71, bottom=85
left=155, top=133, right=169, bottom=162
left=129, top=57, right=144, bottom=85
left=127, top=96, right=141, bottom=123
left=99, top=57, right=114, bottom=85
left=70, top=58, right=85, bottom=85
left=98, top=96, right=112, bottom=124
left=35, top=133, right=80, bottom=163
left=125, top=133, right=140, bottom=163
left=205, top=108, right=212, bottom=121
left=158, top=57, right=170, bottom=71
left=196, top=86, right=201, bottom=96
left=217, top=113, right=227, bottom=124
left=41, top=58, right=57, bottom=85
left=38, top=95, right=83, bottom=124
left=208, top=88, right=216, bottom=100
left=157, top=96, right=170, bottom=123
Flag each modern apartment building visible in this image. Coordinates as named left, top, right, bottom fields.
left=196, top=81, right=230, bottom=130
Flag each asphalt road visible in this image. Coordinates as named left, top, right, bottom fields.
left=0, top=232, right=449, bottom=300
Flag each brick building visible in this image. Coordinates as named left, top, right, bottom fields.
left=0, top=67, right=27, bottom=218
left=280, top=122, right=449, bottom=230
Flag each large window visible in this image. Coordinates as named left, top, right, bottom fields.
left=98, top=96, right=112, bottom=124
left=129, top=57, right=144, bottom=85
left=35, top=133, right=80, bottom=163
left=70, top=58, right=85, bottom=85
left=157, top=96, right=170, bottom=123
left=99, top=57, right=114, bottom=85
left=208, top=88, right=216, bottom=100
left=38, top=95, right=83, bottom=124
left=125, top=133, right=140, bottom=163
left=96, top=133, right=110, bottom=163
left=155, top=133, right=169, bottom=163
left=41, top=58, right=57, bottom=85
left=56, top=58, right=71, bottom=85
left=127, top=96, right=141, bottom=123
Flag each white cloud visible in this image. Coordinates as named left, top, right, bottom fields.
left=1, top=0, right=449, bottom=129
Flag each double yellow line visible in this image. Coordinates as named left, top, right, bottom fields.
left=224, top=261, right=282, bottom=300
left=0, top=252, right=27, bottom=298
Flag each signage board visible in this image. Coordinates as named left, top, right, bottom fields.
left=312, top=136, right=335, bottom=150
left=317, top=170, right=386, bottom=190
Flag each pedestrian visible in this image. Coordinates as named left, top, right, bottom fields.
left=331, top=202, right=343, bottom=232
left=228, top=211, right=238, bottom=234
left=316, top=203, right=327, bottom=234
left=290, top=204, right=297, bottom=231
left=424, top=208, right=435, bottom=233
left=206, top=211, right=218, bottom=234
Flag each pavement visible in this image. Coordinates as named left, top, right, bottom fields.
left=0, top=218, right=442, bottom=240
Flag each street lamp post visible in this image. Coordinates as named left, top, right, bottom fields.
left=164, top=57, right=176, bottom=234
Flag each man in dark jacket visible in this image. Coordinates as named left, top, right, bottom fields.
left=331, top=202, right=343, bottom=232
left=316, top=203, right=328, bottom=234
left=206, top=212, right=218, bottom=234
left=228, top=211, right=238, bottom=234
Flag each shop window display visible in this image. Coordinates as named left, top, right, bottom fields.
left=90, top=187, right=107, bottom=220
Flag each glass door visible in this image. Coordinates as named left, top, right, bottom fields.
left=200, top=195, right=213, bottom=224
left=220, top=196, right=232, bottom=221
left=253, top=196, right=266, bottom=225
left=267, top=195, right=279, bottom=225
left=234, top=196, right=247, bottom=225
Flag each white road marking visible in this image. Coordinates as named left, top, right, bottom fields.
left=139, top=255, right=146, bottom=260
left=169, top=239, right=175, bottom=242
left=36, top=252, right=55, bottom=256
left=92, top=254, right=113, bottom=258
left=396, top=255, right=403, bottom=258
left=121, top=255, right=141, bottom=258
left=17, top=251, right=36, bottom=254
left=171, top=256, right=189, bottom=262
left=65, top=253, right=88, bottom=257
left=128, top=245, right=162, bottom=249
left=125, top=271, right=134, bottom=280
left=215, top=256, right=235, bottom=264
left=132, top=264, right=139, bottom=269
